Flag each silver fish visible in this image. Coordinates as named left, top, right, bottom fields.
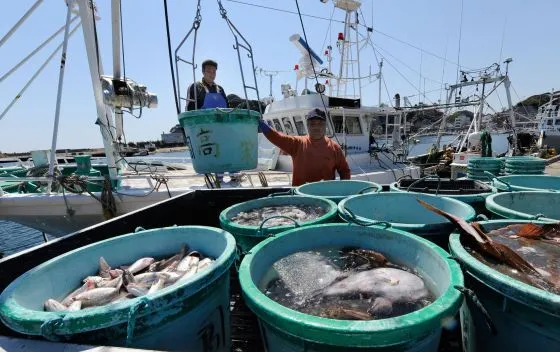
left=197, top=258, right=214, bottom=272
left=133, top=272, right=169, bottom=285
left=67, top=300, right=82, bottom=311
left=123, top=269, right=135, bottom=285
left=148, top=278, right=166, bottom=294
left=99, top=257, right=111, bottom=279
left=149, top=245, right=188, bottom=272
left=44, top=299, right=67, bottom=312
left=124, top=257, right=155, bottom=274
left=177, top=252, right=200, bottom=272
left=61, top=279, right=96, bottom=306
left=74, top=277, right=122, bottom=308
left=96, top=276, right=122, bottom=288
left=83, top=276, right=104, bottom=285
left=126, top=283, right=150, bottom=297
left=109, top=269, right=123, bottom=278
left=74, top=287, right=119, bottom=307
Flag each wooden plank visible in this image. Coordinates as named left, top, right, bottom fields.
left=0, top=336, right=160, bottom=351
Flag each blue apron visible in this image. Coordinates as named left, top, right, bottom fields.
left=200, top=83, right=228, bottom=109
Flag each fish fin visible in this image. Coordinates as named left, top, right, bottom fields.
left=515, top=223, right=546, bottom=239
left=416, top=199, right=461, bottom=223
left=492, top=242, right=541, bottom=276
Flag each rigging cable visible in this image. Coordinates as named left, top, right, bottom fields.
left=163, top=0, right=180, bottom=115
left=227, top=0, right=469, bottom=70
left=454, top=0, right=464, bottom=101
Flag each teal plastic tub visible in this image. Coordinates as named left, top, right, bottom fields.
left=219, top=195, right=338, bottom=253
left=389, top=179, right=496, bottom=206
left=485, top=191, right=560, bottom=222
left=294, top=180, right=382, bottom=203
left=338, top=192, right=476, bottom=248
left=449, top=219, right=560, bottom=352
left=0, top=226, right=236, bottom=351
left=178, top=108, right=259, bottom=174
left=239, top=223, right=464, bottom=351
left=492, top=175, right=560, bottom=192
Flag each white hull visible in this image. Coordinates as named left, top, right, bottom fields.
left=0, top=161, right=418, bottom=236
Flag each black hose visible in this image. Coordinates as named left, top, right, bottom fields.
left=163, top=0, right=180, bottom=114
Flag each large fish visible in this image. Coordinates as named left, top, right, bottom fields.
left=417, top=199, right=542, bottom=277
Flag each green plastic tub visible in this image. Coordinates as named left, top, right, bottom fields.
left=449, top=219, right=560, bottom=352
left=294, top=180, right=382, bottom=203
left=178, top=108, right=259, bottom=174
left=219, top=195, right=338, bottom=253
left=338, top=192, right=476, bottom=249
left=0, top=226, right=236, bottom=351
left=485, top=191, right=560, bottom=222
left=492, top=175, right=560, bottom=192
left=239, top=223, right=464, bottom=351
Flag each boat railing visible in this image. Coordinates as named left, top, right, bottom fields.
left=0, top=170, right=293, bottom=196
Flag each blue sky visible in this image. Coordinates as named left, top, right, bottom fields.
left=1, top=0, right=558, bottom=153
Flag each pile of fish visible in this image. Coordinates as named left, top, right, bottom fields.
left=231, top=205, right=327, bottom=227
left=418, top=199, right=560, bottom=294
left=261, top=247, right=435, bottom=320
left=43, top=245, right=215, bottom=312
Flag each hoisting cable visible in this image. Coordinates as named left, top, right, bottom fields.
left=163, top=0, right=180, bottom=114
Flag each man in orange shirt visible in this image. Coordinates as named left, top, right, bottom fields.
left=259, top=108, right=351, bottom=186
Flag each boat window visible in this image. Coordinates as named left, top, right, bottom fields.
left=555, top=120, right=560, bottom=125
left=547, top=119, right=553, bottom=125
left=272, top=118, right=283, bottom=132
left=293, top=115, right=306, bottom=135
left=330, top=115, right=362, bottom=134
left=282, top=117, right=296, bottom=135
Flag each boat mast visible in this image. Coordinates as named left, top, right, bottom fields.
left=334, top=0, right=361, bottom=99
left=76, top=0, right=119, bottom=180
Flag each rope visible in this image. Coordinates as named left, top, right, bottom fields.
left=258, top=171, right=268, bottom=187
left=126, top=298, right=150, bottom=346
left=40, top=317, right=65, bottom=342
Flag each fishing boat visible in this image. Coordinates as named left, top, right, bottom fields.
left=536, top=90, right=560, bottom=152
left=0, top=0, right=416, bottom=236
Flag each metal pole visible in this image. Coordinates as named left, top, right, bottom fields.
left=0, top=24, right=81, bottom=122
left=434, top=86, right=455, bottom=149
left=475, top=79, right=487, bottom=133
left=111, top=0, right=124, bottom=142
left=76, top=0, right=119, bottom=180
left=0, top=0, right=44, bottom=49
left=504, top=76, right=518, bottom=153
left=48, top=1, right=75, bottom=181
left=0, top=16, right=79, bottom=83
left=378, top=59, right=383, bottom=106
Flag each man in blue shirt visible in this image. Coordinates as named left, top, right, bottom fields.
left=186, top=59, right=229, bottom=110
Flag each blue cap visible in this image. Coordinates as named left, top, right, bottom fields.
left=306, top=108, right=327, bottom=121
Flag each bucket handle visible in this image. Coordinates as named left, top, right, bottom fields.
left=475, top=214, right=489, bottom=221
left=406, top=175, right=442, bottom=196
left=454, top=285, right=497, bottom=336
left=531, top=213, right=547, bottom=220
left=267, top=189, right=294, bottom=197
left=126, top=297, right=150, bottom=346
left=134, top=226, right=146, bottom=233
left=357, top=185, right=381, bottom=194
left=483, top=171, right=512, bottom=192
left=257, top=216, right=300, bottom=237
left=41, top=317, right=65, bottom=342
left=340, top=208, right=391, bottom=228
